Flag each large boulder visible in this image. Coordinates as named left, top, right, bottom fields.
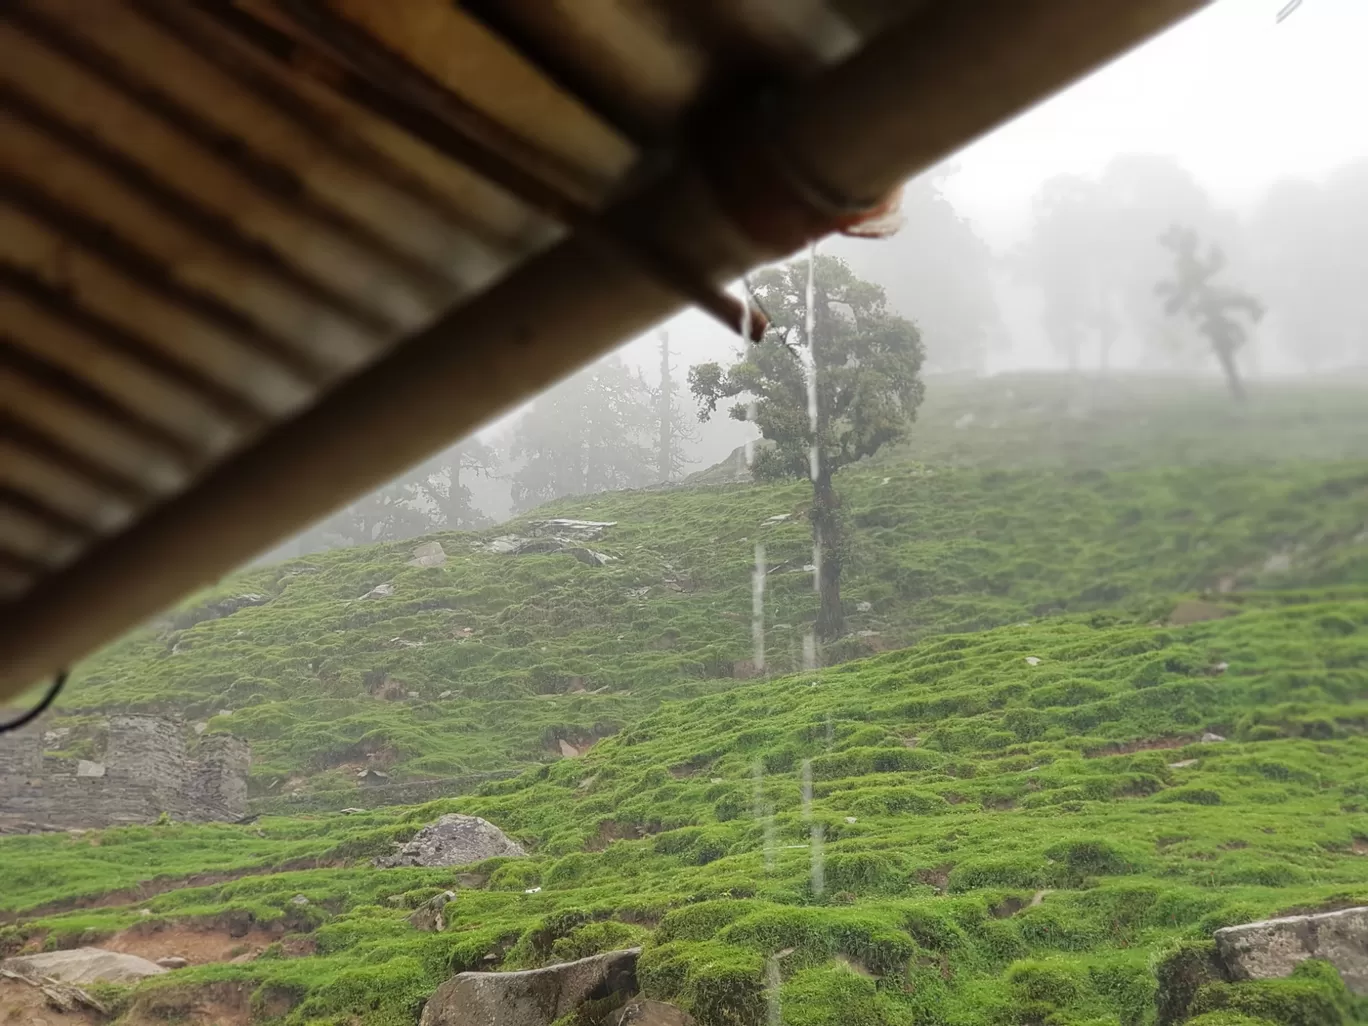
left=1214, top=906, right=1368, bottom=994
left=376, top=814, right=526, bottom=869
left=420, top=948, right=639, bottom=1026
left=2, top=947, right=167, bottom=985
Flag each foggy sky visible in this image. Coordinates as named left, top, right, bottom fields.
left=482, top=0, right=1368, bottom=437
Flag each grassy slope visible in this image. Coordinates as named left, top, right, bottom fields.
left=3, top=598, right=1368, bottom=1026
left=58, top=376, right=1368, bottom=795
left=1, top=375, right=1365, bottom=1024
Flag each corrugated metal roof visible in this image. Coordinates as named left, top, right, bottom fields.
left=0, top=0, right=1207, bottom=696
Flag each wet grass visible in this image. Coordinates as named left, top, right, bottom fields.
left=4, top=373, right=1366, bottom=1024
left=55, top=376, right=1368, bottom=791
left=4, top=599, right=1368, bottom=1024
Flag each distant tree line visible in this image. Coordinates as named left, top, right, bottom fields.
left=280, top=353, right=699, bottom=555
left=1012, top=153, right=1368, bottom=381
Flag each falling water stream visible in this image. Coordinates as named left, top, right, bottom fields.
left=748, top=244, right=825, bottom=1022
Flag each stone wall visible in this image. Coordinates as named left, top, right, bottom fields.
left=0, top=715, right=249, bottom=832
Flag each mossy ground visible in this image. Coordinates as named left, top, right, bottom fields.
left=3, top=373, right=1367, bottom=1025
left=57, top=375, right=1368, bottom=794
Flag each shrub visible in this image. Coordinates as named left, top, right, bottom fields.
left=949, top=857, right=1044, bottom=893
left=1156, top=787, right=1224, bottom=806
left=550, top=920, right=648, bottom=962
left=1190, top=960, right=1354, bottom=1026
left=1006, top=958, right=1088, bottom=1009
left=1044, top=838, right=1138, bottom=884
left=780, top=965, right=897, bottom=1026
left=657, top=900, right=761, bottom=943
left=824, top=851, right=910, bottom=895
left=1153, top=939, right=1224, bottom=1026
left=638, top=941, right=766, bottom=1026
left=846, top=787, right=948, bottom=818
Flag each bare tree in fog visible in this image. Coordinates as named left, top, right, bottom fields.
left=1157, top=226, right=1264, bottom=401
left=654, top=330, right=700, bottom=483
left=690, top=255, right=924, bottom=641
left=508, top=357, right=658, bottom=512
left=1016, top=154, right=1248, bottom=375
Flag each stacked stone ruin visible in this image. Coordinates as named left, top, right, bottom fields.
left=0, top=714, right=249, bottom=832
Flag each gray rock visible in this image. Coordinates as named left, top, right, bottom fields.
left=409, top=541, right=447, bottom=568
left=856, top=601, right=873, bottom=613
left=375, top=814, right=526, bottom=869
left=1201, top=732, right=1227, bottom=743
left=362, top=582, right=395, bottom=600
left=75, top=760, right=105, bottom=778
left=420, top=948, right=639, bottom=1026
left=484, top=531, right=614, bottom=566
left=612, top=998, right=695, bottom=1026
left=2, top=947, right=167, bottom=985
left=1215, top=906, right=1368, bottom=994
left=526, top=519, right=616, bottom=541
left=565, top=547, right=614, bottom=567
left=409, top=891, right=457, bottom=932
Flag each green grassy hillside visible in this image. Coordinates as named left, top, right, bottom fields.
left=5, top=373, right=1368, bottom=1024
left=56, top=376, right=1368, bottom=797
left=4, top=596, right=1368, bottom=1026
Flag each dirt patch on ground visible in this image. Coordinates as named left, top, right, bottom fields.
left=104, top=921, right=284, bottom=966
left=1167, top=599, right=1237, bottom=626
left=915, top=863, right=954, bottom=893
left=121, top=982, right=254, bottom=1026
left=585, top=820, right=661, bottom=852
left=1084, top=737, right=1195, bottom=758
left=0, top=978, right=103, bottom=1026
left=1, top=858, right=343, bottom=925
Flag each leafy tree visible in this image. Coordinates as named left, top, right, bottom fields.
left=690, top=255, right=924, bottom=641
left=319, top=480, right=432, bottom=546
left=1156, top=226, right=1265, bottom=401
left=404, top=438, right=500, bottom=531
left=509, top=357, right=657, bottom=512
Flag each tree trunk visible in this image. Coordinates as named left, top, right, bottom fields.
left=1214, top=344, right=1246, bottom=401
left=811, top=472, right=843, bottom=642
left=657, top=331, right=673, bottom=482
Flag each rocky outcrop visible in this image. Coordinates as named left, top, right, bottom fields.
left=483, top=520, right=617, bottom=566
left=419, top=948, right=639, bottom=1026
left=2, top=948, right=167, bottom=985
left=409, top=891, right=458, bottom=932
left=0, top=716, right=249, bottom=832
left=375, top=814, right=526, bottom=868
left=1214, top=906, right=1368, bottom=994
left=168, top=593, right=270, bottom=630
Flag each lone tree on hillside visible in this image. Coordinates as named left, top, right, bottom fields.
left=1156, top=225, right=1264, bottom=401
left=690, top=255, right=925, bottom=641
